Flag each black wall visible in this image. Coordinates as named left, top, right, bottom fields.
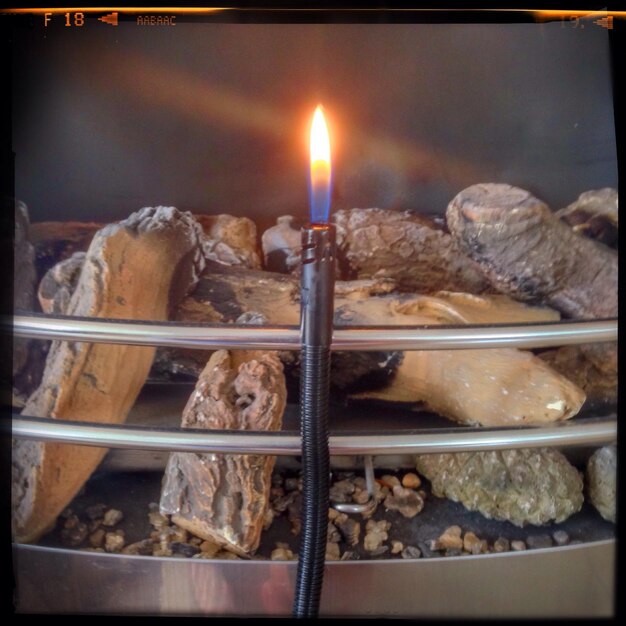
left=12, top=19, right=617, bottom=230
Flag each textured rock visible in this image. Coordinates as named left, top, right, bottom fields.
left=555, top=188, right=617, bottom=249
left=586, top=445, right=616, bottom=523
left=37, top=251, right=86, bottom=314
left=383, top=485, right=424, bottom=518
left=446, top=183, right=618, bottom=319
left=12, top=206, right=205, bottom=543
left=415, top=448, right=584, bottom=527
left=160, top=350, right=286, bottom=556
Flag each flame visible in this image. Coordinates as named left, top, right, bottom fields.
left=309, top=105, right=332, bottom=224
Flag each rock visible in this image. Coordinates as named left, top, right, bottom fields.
left=101, top=509, right=124, bottom=527
left=271, top=547, right=295, bottom=561
left=463, top=531, right=488, bottom=555
left=552, top=530, right=570, bottom=546
left=379, top=475, right=401, bottom=489
left=363, top=519, right=390, bottom=552
left=586, top=445, right=617, bottom=523
left=526, top=535, right=553, bottom=550
left=60, top=521, right=89, bottom=547
left=335, top=515, right=361, bottom=547
left=401, top=546, right=422, bottom=559
left=329, top=479, right=356, bottom=504
left=511, top=540, right=527, bottom=551
left=383, top=485, right=424, bottom=518
left=85, top=503, right=107, bottom=521
left=121, top=539, right=154, bottom=556
left=170, top=541, right=201, bottom=558
left=493, top=537, right=510, bottom=553
left=148, top=510, right=169, bottom=530
left=391, top=540, right=404, bottom=555
left=104, top=530, right=125, bottom=553
left=433, top=525, right=463, bottom=551
left=199, top=541, right=221, bottom=558
left=415, top=448, right=584, bottom=527
left=88, top=528, right=106, bottom=548
left=325, top=542, right=341, bottom=561
left=327, top=522, right=341, bottom=544
left=261, top=215, right=305, bottom=273
left=401, top=473, right=421, bottom=489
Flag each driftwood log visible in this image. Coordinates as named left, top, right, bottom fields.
left=12, top=206, right=205, bottom=543
left=556, top=188, right=618, bottom=249
left=160, top=350, right=286, bottom=556
left=12, top=201, right=44, bottom=404
left=262, top=208, right=492, bottom=294
left=446, top=183, right=618, bottom=319
left=415, top=448, right=584, bottom=527
left=346, top=292, right=585, bottom=426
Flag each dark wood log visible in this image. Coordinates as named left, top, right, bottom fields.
left=261, top=208, right=493, bottom=294
left=446, top=183, right=618, bottom=319
left=555, top=188, right=617, bottom=249
left=160, top=349, right=286, bottom=556
left=12, top=206, right=205, bottom=543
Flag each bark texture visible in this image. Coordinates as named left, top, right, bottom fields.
left=262, top=208, right=492, bottom=293
left=160, top=350, right=286, bottom=556
left=415, top=448, right=584, bottom=527
left=12, top=206, right=205, bottom=543
left=556, top=188, right=617, bottom=249
left=446, top=183, right=618, bottom=319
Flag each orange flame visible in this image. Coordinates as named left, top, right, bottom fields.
left=309, top=105, right=331, bottom=223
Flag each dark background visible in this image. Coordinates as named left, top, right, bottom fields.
left=11, top=17, right=617, bottom=231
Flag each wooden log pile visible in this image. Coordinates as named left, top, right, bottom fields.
left=13, top=183, right=618, bottom=547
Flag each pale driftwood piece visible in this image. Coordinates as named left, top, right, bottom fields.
left=415, top=448, right=584, bottom=527
left=586, top=445, right=616, bottom=523
left=555, top=188, right=618, bottom=249
left=160, top=350, right=286, bottom=556
left=538, top=344, right=617, bottom=414
left=446, top=183, right=618, bottom=319
left=348, top=292, right=586, bottom=427
left=194, top=214, right=261, bottom=269
left=12, top=207, right=205, bottom=543
left=261, top=209, right=492, bottom=294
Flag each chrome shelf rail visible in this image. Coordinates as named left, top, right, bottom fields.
left=9, top=415, right=617, bottom=456
left=6, top=314, right=617, bottom=351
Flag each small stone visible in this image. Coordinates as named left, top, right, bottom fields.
left=325, top=542, right=341, bottom=561
left=88, top=519, right=103, bottom=533
left=526, top=534, right=553, bottom=550
left=271, top=474, right=284, bottom=488
left=340, top=551, right=357, bottom=561
left=401, top=546, right=422, bottom=559
left=327, top=522, right=341, bottom=544
left=401, top=473, right=421, bottom=489
left=368, top=546, right=389, bottom=557
left=444, top=548, right=463, bottom=557
left=493, top=537, right=510, bottom=553
left=379, top=475, right=401, bottom=489
left=169, top=525, right=189, bottom=543
left=63, top=514, right=80, bottom=530
left=353, top=477, right=367, bottom=490
left=336, top=516, right=361, bottom=547
left=81, top=547, right=105, bottom=553
left=511, top=540, right=527, bottom=551
left=284, top=477, right=300, bottom=492
left=104, top=530, right=125, bottom=553
left=270, top=486, right=285, bottom=499
left=188, top=536, right=202, bottom=546
left=328, top=508, right=340, bottom=521
left=170, top=541, right=201, bottom=558
left=272, top=492, right=298, bottom=513
left=199, top=540, right=221, bottom=557
left=263, top=507, right=275, bottom=531
left=329, top=479, right=356, bottom=504
left=384, top=485, right=424, bottom=519
left=61, top=522, right=89, bottom=547
left=148, top=510, right=169, bottom=530
left=418, top=490, right=427, bottom=500
left=436, top=525, right=463, bottom=550
left=391, top=540, right=404, bottom=554
left=215, top=550, right=241, bottom=560
left=463, top=531, right=488, bottom=555
left=60, top=507, right=73, bottom=519
left=88, top=528, right=106, bottom=548
left=271, top=547, right=294, bottom=561
left=552, top=530, right=570, bottom=546
left=102, top=509, right=124, bottom=527
left=121, top=539, right=154, bottom=556
left=352, top=488, right=371, bottom=505
left=85, top=503, right=107, bottom=521
left=364, top=519, right=390, bottom=552
left=373, top=483, right=390, bottom=504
